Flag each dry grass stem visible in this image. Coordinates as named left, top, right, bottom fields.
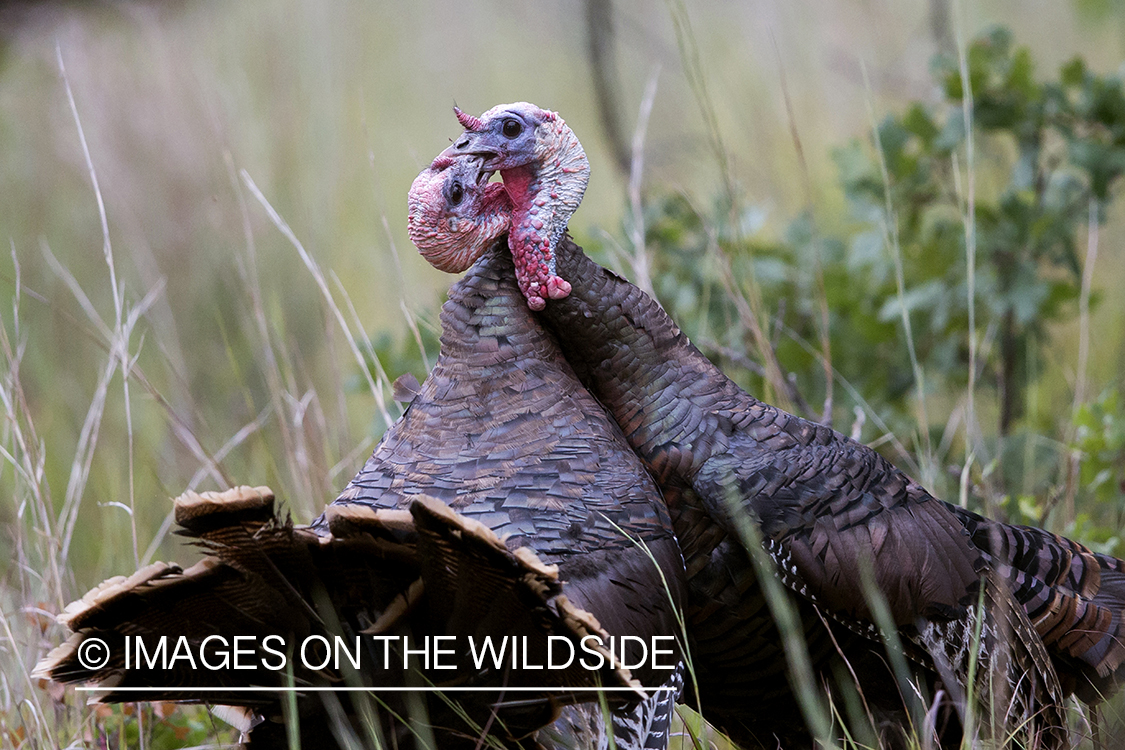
left=241, top=170, right=396, bottom=432
left=627, top=67, right=660, bottom=297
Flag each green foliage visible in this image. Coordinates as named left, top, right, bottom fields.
left=1074, top=0, right=1125, bottom=23
left=1071, top=389, right=1125, bottom=551
left=1075, top=389, right=1125, bottom=503
left=643, top=27, right=1116, bottom=422
left=843, top=26, right=1125, bottom=435
left=104, top=704, right=235, bottom=749
left=636, top=26, right=1125, bottom=512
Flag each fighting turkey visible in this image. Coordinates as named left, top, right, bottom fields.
left=34, top=485, right=637, bottom=748
left=416, top=129, right=970, bottom=748
left=315, top=153, right=688, bottom=750
left=35, top=156, right=689, bottom=750
left=426, top=101, right=1125, bottom=748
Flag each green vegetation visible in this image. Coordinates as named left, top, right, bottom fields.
left=630, top=28, right=1125, bottom=535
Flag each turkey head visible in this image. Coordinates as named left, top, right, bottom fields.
left=407, top=155, right=510, bottom=273
left=440, top=102, right=588, bottom=309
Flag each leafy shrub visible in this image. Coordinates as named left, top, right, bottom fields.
left=626, top=27, right=1125, bottom=520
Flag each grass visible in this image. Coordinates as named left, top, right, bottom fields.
left=1, top=1, right=1124, bottom=748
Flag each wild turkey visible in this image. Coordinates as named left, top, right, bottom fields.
left=316, top=153, right=688, bottom=750
left=413, top=137, right=965, bottom=749
left=34, top=485, right=639, bottom=748
left=35, top=156, right=688, bottom=750
left=427, top=101, right=1125, bottom=747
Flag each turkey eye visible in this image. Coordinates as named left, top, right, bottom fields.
left=502, top=118, right=522, bottom=138
left=449, top=182, right=464, bottom=206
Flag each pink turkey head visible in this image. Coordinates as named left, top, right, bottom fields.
left=407, top=155, right=511, bottom=274
left=440, top=103, right=589, bottom=310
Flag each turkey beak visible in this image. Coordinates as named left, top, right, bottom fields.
left=473, top=162, right=495, bottom=186
left=431, top=151, right=493, bottom=186
left=439, top=132, right=501, bottom=170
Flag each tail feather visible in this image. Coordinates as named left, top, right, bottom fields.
left=916, top=574, right=1069, bottom=749
left=980, top=574, right=1070, bottom=748
left=35, top=486, right=641, bottom=746
left=952, top=505, right=1125, bottom=703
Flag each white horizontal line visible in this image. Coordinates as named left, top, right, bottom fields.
left=77, top=686, right=672, bottom=693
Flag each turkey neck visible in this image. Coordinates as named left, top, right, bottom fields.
left=542, top=236, right=751, bottom=482
left=503, top=158, right=583, bottom=274
left=433, top=237, right=543, bottom=362
left=502, top=121, right=588, bottom=307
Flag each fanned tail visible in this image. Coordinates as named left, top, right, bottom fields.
left=35, top=487, right=640, bottom=747
left=952, top=505, right=1125, bottom=704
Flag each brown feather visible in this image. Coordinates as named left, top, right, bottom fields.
left=36, top=485, right=643, bottom=748
left=534, top=233, right=1076, bottom=748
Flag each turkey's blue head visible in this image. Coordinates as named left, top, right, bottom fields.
left=444, top=102, right=550, bottom=173
left=440, top=102, right=589, bottom=310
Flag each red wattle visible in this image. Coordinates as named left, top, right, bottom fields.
left=546, top=276, right=571, bottom=300
left=503, top=165, right=573, bottom=310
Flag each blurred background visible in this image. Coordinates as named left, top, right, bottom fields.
left=1, top=0, right=1124, bottom=746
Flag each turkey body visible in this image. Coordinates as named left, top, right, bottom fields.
left=528, top=234, right=1116, bottom=749
left=324, top=240, right=687, bottom=749
left=37, top=241, right=689, bottom=750
left=426, top=98, right=1123, bottom=747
